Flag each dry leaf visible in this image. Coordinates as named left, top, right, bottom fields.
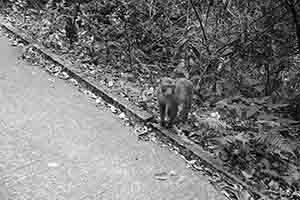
left=176, top=175, right=186, bottom=184
left=89, top=92, right=97, bottom=99
left=58, top=71, right=69, bottom=79
left=186, top=160, right=197, bottom=165
left=69, top=78, right=78, bottom=86
left=154, top=172, right=169, bottom=180
left=180, top=134, right=193, bottom=144
left=108, top=81, right=114, bottom=87
left=118, top=112, right=126, bottom=119
left=47, top=162, right=59, bottom=168
left=110, top=105, right=117, bottom=113
left=96, top=97, right=103, bottom=104
left=48, top=78, right=55, bottom=83
left=238, top=189, right=253, bottom=200
left=124, top=121, right=131, bottom=126
left=169, top=170, right=177, bottom=176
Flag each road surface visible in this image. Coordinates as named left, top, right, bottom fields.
left=0, top=33, right=225, bottom=200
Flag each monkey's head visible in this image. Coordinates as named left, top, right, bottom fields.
left=160, top=77, right=176, bottom=97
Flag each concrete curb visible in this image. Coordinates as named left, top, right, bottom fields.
left=0, top=21, right=269, bottom=200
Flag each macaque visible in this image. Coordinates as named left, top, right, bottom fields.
left=157, top=77, right=193, bottom=128
left=175, top=78, right=193, bottom=121
left=157, top=77, right=178, bottom=128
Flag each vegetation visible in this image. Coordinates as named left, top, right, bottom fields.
left=1, top=0, right=300, bottom=199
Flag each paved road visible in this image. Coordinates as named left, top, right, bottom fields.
left=0, top=33, right=226, bottom=200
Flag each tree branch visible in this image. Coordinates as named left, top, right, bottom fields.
left=285, top=0, right=300, bottom=53
left=189, top=0, right=211, bottom=55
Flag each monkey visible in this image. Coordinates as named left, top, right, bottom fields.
left=174, top=77, right=193, bottom=122
left=157, top=77, right=193, bottom=128
left=157, top=77, right=178, bottom=128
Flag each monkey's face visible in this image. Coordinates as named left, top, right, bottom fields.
left=160, top=77, right=176, bottom=97
left=161, top=85, right=175, bottom=97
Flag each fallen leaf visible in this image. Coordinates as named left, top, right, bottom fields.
left=121, top=72, right=136, bottom=82
left=119, top=112, right=126, bottom=119
left=83, top=90, right=91, bottom=95
left=241, top=170, right=253, bottom=179
left=221, top=190, right=232, bottom=199
left=193, top=163, right=204, bottom=171
left=238, top=189, right=253, bottom=200
left=47, top=162, right=59, bottom=168
left=58, top=71, right=70, bottom=79
left=69, top=78, right=78, bottom=86
left=18, top=42, right=24, bottom=47
left=89, top=92, right=97, bottom=99
left=210, top=112, right=220, bottom=119
left=292, top=191, right=300, bottom=197
left=48, top=78, right=55, bottom=83
left=124, top=121, right=131, bottom=126
left=180, top=134, right=193, bottom=144
left=52, top=66, right=62, bottom=73
left=176, top=175, right=185, bottom=184
left=187, top=160, right=197, bottom=165
left=88, top=65, right=95, bottom=70
left=169, top=170, right=177, bottom=176
left=268, top=180, right=279, bottom=190
left=135, top=126, right=148, bottom=135
left=11, top=40, right=18, bottom=46
left=154, top=172, right=169, bottom=180
left=99, top=80, right=105, bottom=85
left=108, top=81, right=114, bottom=87
left=110, top=105, right=117, bottom=113
left=95, top=97, right=103, bottom=104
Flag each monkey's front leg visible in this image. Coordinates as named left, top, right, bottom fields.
left=166, top=104, right=178, bottom=128
left=159, top=102, right=166, bottom=127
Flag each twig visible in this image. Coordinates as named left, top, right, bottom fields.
left=204, top=1, right=212, bottom=26
left=189, top=0, right=211, bottom=55
left=285, top=0, right=300, bottom=53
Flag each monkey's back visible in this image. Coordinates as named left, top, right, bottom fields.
left=174, top=78, right=193, bottom=103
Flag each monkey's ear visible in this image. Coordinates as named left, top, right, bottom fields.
left=160, top=77, right=169, bottom=85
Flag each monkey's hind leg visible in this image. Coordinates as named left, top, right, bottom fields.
left=180, top=100, right=192, bottom=122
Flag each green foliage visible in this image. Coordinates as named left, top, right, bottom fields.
left=255, top=129, right=296, bottom=155
left=5, top=0, right=300, bottom=101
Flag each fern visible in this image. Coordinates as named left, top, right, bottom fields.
left=255, top=130, right=296, bottom=155
left=194, top=113, right=231, bottom=130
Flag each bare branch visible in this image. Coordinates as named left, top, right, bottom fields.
left=189, top=0, right=211, bottom=55
left=285, top=0, right=300, bottom=53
